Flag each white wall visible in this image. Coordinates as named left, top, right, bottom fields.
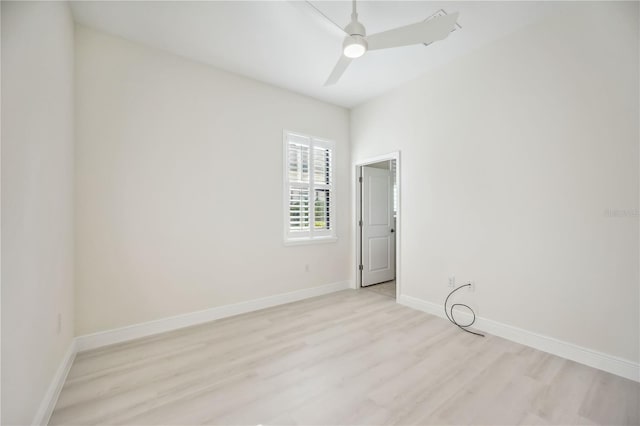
left=1, top=2, right=75, bottom=424
left=351, top=2, right=639, bottom=363
left=75, top=26, right=351, bottom=335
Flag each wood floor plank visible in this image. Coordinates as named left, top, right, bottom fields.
left=50, top=289, right=639, bottom=425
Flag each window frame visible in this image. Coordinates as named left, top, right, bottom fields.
left=283, top=130, right=337, bottom=245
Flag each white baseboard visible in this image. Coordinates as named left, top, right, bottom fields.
left=398, top=294, right=639, bottom=382
left=32, top=339, right=76, bottom=426
left=76, top=280, right=351, bottom=352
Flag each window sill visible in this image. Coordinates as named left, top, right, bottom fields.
left=284, top=236, right=338, bottom=246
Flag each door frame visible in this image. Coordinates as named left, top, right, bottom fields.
left=354, top=151, right=401, bottom=300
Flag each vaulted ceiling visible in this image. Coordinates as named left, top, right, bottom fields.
left=70, top=1, right=555, bottom=108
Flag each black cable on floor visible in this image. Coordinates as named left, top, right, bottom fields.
left=444, top=283, right=485, bottom=337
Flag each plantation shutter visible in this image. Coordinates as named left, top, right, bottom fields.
left=287, top=135, right=311, bottom=232
left=312, top=144, right=332, bottom=233
left=284, top=131, right=335, bottom=242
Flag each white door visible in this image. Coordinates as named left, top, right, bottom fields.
left=361, top=166, right=395, bottom=286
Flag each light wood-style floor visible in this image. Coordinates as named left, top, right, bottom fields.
left=363, top=280, right=396, bottom=299
left=51, top=290, right=639, bottom=425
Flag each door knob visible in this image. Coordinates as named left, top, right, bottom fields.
left=390, top=229, right=395, bottom=233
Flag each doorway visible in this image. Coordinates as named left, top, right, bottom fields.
left=356, top=153, right=400, bottom=300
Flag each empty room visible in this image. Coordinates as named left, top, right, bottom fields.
left=1, top=1, right=638, bottom=425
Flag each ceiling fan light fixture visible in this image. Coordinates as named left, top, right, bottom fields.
left=343, top=35, right=368, bottom=58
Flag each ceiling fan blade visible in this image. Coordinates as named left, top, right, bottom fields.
left=367, top=12, right=459, bottom=51
left=324, top=54, right=353, bottom=86
left=288, top=1, right=347, bottom=38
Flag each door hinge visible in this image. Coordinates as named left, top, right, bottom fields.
left=359, top=264, right=364, bottom=271
left=359, top=176, right=363, bottom=183
left=358, top=220, right=363, bottom=227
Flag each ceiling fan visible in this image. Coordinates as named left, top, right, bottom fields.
left=296, top=0, right=460, bottom=86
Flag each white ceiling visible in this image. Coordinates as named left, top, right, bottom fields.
left=70, top=1, right=555, bottom=108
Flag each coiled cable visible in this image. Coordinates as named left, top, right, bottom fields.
left=444, top=283, right=485, bottom=337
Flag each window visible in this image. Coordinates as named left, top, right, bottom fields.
left=391, top=159, right=398, bottom=216
left=284, top=131, right=336, bottom=244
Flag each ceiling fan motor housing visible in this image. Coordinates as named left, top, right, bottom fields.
left=345, top=20, right=366, bottom=36
left=342, top=18, right=368, bottom=59
left=343, top=35, right=368, bottom=58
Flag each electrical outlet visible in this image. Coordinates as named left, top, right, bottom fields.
left=57, top=313, right=62, bottom=335
left=468, top=281, right=475, bottom=292
left=448, top=276, right=455, bottom=288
